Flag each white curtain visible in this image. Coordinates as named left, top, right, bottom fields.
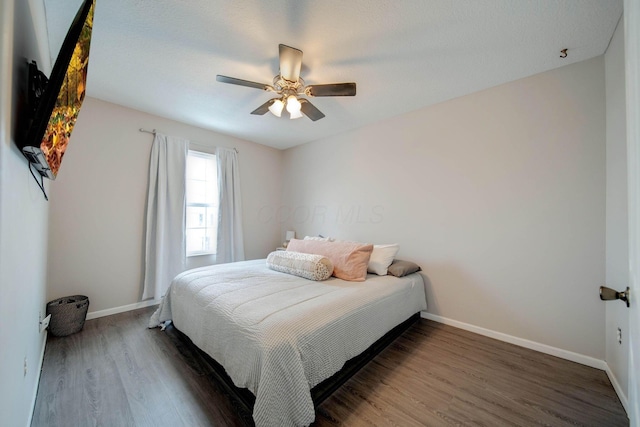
left=142, top=132, right=189, bottom=300
left=216, top=147, right=245, bottom=263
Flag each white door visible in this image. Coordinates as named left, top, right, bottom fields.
left=625, top=0, right=640, bottom=425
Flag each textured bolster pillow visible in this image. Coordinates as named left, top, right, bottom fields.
left=267, top=251, right=334, bottom=281
left=286, top=238, right=374, bottom=282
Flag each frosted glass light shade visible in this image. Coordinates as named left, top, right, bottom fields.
left=289, top=109, right=303, bottom=119
left=268, top=99, right=284, bottom=117
left=286, top=95, right=301, bottom=113
left=285, top=230, right=295, bottom=241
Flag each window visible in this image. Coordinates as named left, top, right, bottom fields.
left=186, top=150, right=218, bottom=256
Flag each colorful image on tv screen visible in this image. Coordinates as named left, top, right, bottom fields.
left=41, top=2, right=94, bottom=177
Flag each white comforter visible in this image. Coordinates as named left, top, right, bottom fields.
left=149, top=259, right=427, bottom=427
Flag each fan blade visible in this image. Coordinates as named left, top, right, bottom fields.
left=299, top=99, right=325, bottom=121
left=250, top=99, right=276, bottom=115
left=279, top=44, right=303, bottom=82
left=216, top=75, right=271, bottom=91
left=306, top=82, right=356, bottom=97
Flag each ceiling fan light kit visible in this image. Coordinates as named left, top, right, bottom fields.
left=217, top=44, right=356, bottom=121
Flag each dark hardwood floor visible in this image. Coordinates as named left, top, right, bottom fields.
left=32, top=306, right=628, bottom=427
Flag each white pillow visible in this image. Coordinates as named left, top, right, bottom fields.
left=367, top=244, right=400, bottom=275
left=304, top=235, right=335, bottom=242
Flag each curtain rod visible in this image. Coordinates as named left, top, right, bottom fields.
left=139, top=128, right=239, bottom=153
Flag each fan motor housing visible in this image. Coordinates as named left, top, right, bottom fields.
left=273, top=75, right=305, bottom=94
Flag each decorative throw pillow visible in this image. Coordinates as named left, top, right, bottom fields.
left=387, top=259, right=422, bottom=277
left=287, top=239, right=374, bottom=281
left=266, top=251, right=333, bottom=281
left=304, top=235, right=335, bottom=242
left=367, top=244, right=400, bottom=275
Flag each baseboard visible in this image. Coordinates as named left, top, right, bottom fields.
left=605, top=364, right=629, bottom=416
left=85, top=299, right=160, bottom=320
left=26, top=331, right=47, bottom=427
left=420, top=311, right=607, bottom=370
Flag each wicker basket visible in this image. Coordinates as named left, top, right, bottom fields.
left=46, top=295, right=90, bottom=337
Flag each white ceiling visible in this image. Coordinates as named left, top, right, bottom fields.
left=44, top=0, right=622, bottom=150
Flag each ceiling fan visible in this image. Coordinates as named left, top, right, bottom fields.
left=216, top=44, right=356, bottom=121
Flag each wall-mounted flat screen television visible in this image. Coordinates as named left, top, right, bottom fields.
left=20, top=0, right=95, bottom=180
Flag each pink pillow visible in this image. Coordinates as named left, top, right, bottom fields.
left=286, top=239, right=374, bottom=281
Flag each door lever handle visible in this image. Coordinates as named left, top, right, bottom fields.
left=599, top=286, right=630, bottom=307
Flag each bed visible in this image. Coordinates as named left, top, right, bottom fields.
left=150, top=258, right=427, bottom=426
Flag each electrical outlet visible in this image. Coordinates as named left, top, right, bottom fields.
left=24, top=357, right=27, bottom=377
left=617, top=327, right=622, bottom=345
left=39, top=313, right=51, bottom=333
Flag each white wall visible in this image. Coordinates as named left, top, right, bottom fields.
left=0, top=0, right=51, bottom=426
left=282, top=57, right=606, bottom=360
left=47, top=97, right=282, bottom=313
left=605, top=16, right=629, bottom=406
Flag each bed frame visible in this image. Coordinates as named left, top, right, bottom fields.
left=166, top=312, right=420, bottom=425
